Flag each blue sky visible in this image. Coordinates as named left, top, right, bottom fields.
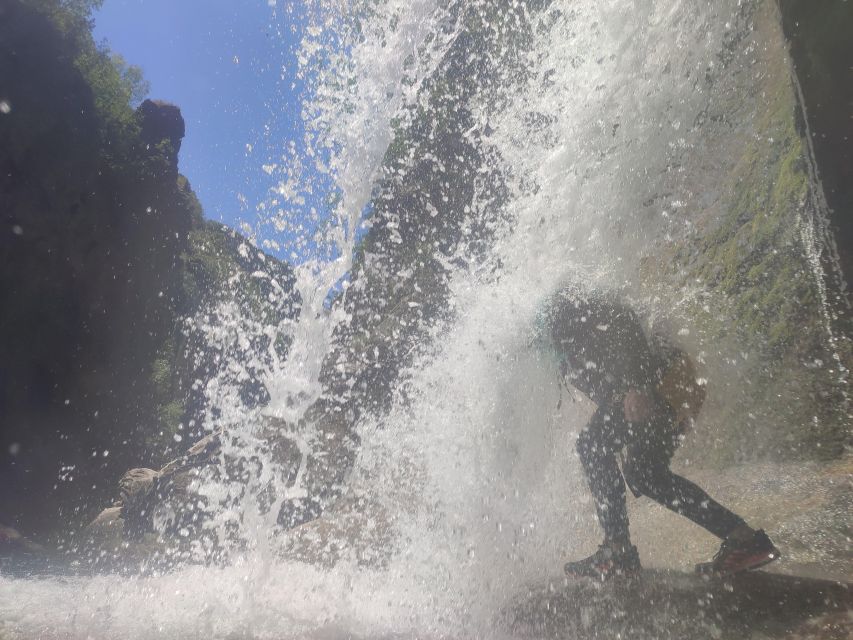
left=93, top=0, right=308, bottom=241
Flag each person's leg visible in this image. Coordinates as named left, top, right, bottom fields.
left=622, top=415, right=746, bottom=539
left=575, top=405, right=630, bottom=545
left=622, top=412, right=780, bottom=575
left=566, top=404, right=641, bottom=579
left=623, top=457, right=747, bottom=539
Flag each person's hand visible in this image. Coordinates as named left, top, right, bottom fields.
left=623, top=389, right=656, bottom=422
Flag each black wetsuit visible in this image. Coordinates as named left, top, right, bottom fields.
left=550, top=295, right=746, bottom=543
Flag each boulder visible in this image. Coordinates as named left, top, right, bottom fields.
left=158, top=429, right=221, bottom=475
left=276, top=493, right=395, bottom=568
left=118, top=467, right=159, bottom=503
left=82, top=506, right=124, bottom=549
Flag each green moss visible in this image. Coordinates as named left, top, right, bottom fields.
left=150, top=357, right=173, bottom=394
left=158, top=400, right=184, bottom=431
left=690, top=57, right=816, bottom=356
left=655, top=6, right=851, bottom=464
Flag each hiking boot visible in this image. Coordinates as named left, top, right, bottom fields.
left=696, top=529, right=781, bottom=577
left=564, top=543, right=641, bottom=581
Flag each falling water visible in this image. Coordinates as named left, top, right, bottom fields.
left=1, top=0, right=847, bottom=638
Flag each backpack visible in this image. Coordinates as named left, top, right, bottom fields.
left=654, top=342, right=706, bottom=428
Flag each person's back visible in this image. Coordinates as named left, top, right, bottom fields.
left=549, top=293, right=655, bottom=403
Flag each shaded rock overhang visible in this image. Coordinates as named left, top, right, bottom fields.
left=778, top=0, right=853, bottom=305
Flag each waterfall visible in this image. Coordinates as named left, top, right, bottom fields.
left=1, top=1, right=848, bottom=638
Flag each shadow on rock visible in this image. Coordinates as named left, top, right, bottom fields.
left=504, top=570, right=851, bottom=640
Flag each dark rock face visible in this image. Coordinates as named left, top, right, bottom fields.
left=779, top=0, right=853, bottom=290
left=271, top=0, right=531, bottom=530
left=0, top=0, right=299, bottom=541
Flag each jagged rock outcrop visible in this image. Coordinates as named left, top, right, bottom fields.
left=134, top=98, right=186, bottom=180
left=84, top=433, right=220, bottom=550
left=137, top=99, right=185, bottom=155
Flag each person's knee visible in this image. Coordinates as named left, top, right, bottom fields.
left=622, top=460, right=668, bottom=498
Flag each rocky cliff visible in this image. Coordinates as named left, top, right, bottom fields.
left=0, top=0, right=299, bottom=539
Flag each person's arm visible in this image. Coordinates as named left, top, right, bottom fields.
left=609, top=306, right=659, bottom=421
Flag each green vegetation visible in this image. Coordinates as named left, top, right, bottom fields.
left=694, top=72, right=813, bottom=355
left=26, top=0, right=148, bottom=152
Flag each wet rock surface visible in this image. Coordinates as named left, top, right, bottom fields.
left=505, top=570, right=852, bottom=640
left=276, top=493, right=395, bottom=568
left=498, top=455, right=853, bottom=639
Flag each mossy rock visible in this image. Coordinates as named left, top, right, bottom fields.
left=641, top=1, right=849, bottom=465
